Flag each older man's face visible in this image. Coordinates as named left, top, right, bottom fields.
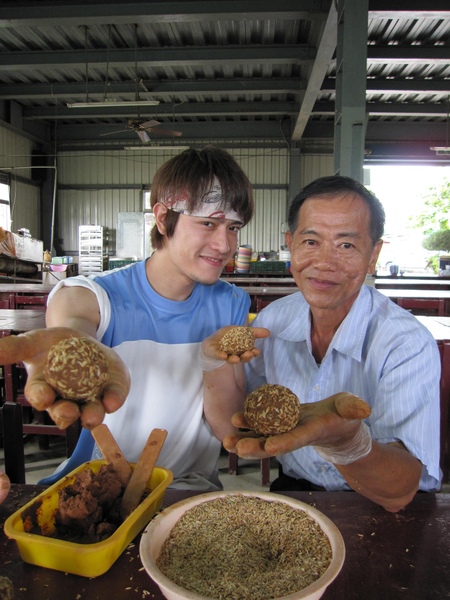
left=286, top=191, right=382, bottom=318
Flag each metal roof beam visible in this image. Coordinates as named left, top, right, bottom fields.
left=323, top=78, right=450, bottom=94
left=368, top=0, right=450, bottom=18
left=55, top=120, right=289, bottom=141
left=51, top=118, right=450, bottom=146
left=0, top=1, right=331, bottom=27
left=0, top=45, right=314, bottom=71
left=0, top=78, right=305, bottom=101
left=24, top=101, right=299, bottom=120
left=314, top=101, right=450, bottom=116
left=304, top=119, right=450, bottom=141
left=292, top=2, right=337, bottom=140
left=2, top=0, right=448, bottom=29
left=367, top=46, right=450, bottom=63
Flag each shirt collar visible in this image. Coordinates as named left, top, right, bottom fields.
left=277, top=286, right=372, bottom=362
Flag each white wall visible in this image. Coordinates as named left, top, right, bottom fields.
left=0, top=127, right=336, bottom=257
left=56, top=145, right=297, bottom=256
left=299, top=154, right=334, bottom=187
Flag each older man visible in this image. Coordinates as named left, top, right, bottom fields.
left=223, top=175, right=441, bottom=512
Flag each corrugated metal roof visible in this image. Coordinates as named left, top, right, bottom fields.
left=0, top=1, right=449, bottom=161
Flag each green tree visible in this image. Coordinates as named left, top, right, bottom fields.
left=422, top=230, right=450, bottom=253
left=411, top=178, right=450, bottom=273
left=412, top=178, right=450, bottom=235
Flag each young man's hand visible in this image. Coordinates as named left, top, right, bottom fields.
left=0, top=327, right=130, bottom=429
left=200, top=325, right=270, bottom=369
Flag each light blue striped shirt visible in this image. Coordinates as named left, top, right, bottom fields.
left=246, top=285, right=441, bottom=491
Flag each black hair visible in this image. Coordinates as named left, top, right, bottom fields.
left=150, top=146, right=253, bottom=249
left=288, top=175, right=385, bottom=245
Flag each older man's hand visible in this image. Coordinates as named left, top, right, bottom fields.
left=223, top=392, right=372, bottom=462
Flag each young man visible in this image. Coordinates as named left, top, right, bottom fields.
left=0, top=146, right=267, bottom=490
left=222, top=175, right=441, bottom=511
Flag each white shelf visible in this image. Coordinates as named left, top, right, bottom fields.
left=78, top=226, right=107, bottom=275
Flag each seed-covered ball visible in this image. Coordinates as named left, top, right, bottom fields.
left=44, top=336, right=108, bottom=403
left=218, top=327, right=255, bottom=356
left=244, top=384, right=300, bottom=436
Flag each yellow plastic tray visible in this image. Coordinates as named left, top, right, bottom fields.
left=4, top=460, right=173, bottom=578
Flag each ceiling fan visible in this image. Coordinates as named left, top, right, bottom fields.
left=100, top=118, right=182, bottom=142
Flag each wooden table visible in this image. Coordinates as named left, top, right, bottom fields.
left=415, top=316, right=450, bottom=341
left=375, top=278, right=450, bottom=290
left=0, top=283, right=54, bottom=309
left=378, top=288, right=450, bottom=316
left=242, top=286, right=298, bottom=312
left=0, top=283, right=55, bottom=293
left=379, top=289, right=450, bottom=300
left=415, top=316, right=450, bottom=482
left=222, top=276, right=296, bottom=286
left=242, top=285, right=450, bottom=314
left=1, top=486, right=449, bottom=600
left=0, top=308, right=46, bottom=333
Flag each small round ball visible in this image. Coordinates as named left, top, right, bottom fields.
left=44, top=336, right=108, bottom=403
left=218, top=327, right=255, bottom=356
left=244, top=384, right=300, bottom=436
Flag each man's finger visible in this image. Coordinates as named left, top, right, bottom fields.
left=0, top=333, right=38, bottom=365
left=47, top=399, right=81, bottom=429
left=79, top=400, right=106, bottom=429
left=252, top=327, right=270, bottom=339
left=333, top=392, right=371, bottom=419
left=24, top=378, right=57, bottom=411
left=234, top=436, right=269, bottom=459
left=230, top=411, right=248, bottom=428
left=101, top=386, right=128, bottom=414
left=264, top=428, right=303, bottom=455
left=223, top=429, right=261, bottom=453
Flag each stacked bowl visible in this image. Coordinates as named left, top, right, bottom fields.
left=235, top=245, right=252, bottom=273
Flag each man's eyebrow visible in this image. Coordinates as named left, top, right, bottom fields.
left=299, top=227, right=361, bottom=238
left=198, top=216, right=243, bottom=225
left=335, top=231, right=361, bottom=239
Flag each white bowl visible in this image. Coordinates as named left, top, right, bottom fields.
left=140, top=491, right=345, bottom=600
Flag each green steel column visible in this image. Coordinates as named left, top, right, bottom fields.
left=334, top=0, right=369, bottom=182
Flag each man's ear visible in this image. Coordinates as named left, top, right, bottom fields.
left=285, top=230, right=292, bottom=251
left=368, top=239, right=383, bottom=274
left=152, top=202, right=168, bottom=235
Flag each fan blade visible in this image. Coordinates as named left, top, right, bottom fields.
left=99, top=129, right=129, bottom=137
left=149, top=127, right=183, bottom=137
left=137, top=130, right=151, bottom=143
left=139, top=119, right=162, bottom=129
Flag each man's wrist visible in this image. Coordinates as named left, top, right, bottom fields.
left=313, top=421, right=372, bottom=465
left=200, top=352, right=227, bottom=372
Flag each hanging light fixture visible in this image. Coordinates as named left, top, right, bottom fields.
left=67, top=24, right=159, bottom=109
left=67, top=100, right=159, bottom=108
left=124, top=145, right=190, bottom=151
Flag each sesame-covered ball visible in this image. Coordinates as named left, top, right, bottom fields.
left=218, top=327, right=255, bottom=356
left=244, top=384, right=300, bottom=436
left=44, top=337, right=108, bottom=403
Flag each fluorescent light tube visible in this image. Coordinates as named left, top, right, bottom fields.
left=430, top=146, right=450, bottom=155
left=124, top=145, right=190, bottom=151
left=67, top=100, right=160, bottom=108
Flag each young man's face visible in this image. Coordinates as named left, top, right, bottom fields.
left=160, top=208, right=242, bottom=286
left=286, top=191, right=382, bottom=317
